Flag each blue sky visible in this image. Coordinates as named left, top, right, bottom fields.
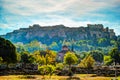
left=0, top=0, right=120, bottom=35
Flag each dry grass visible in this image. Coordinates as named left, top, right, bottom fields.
left=0, top=74, right=119, bottom=80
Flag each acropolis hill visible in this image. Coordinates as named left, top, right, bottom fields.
left=1, top=24, right=116, bottom=44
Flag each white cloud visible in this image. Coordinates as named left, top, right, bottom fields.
left=29, top=15, right=112, bottom=27
left=2, top=0, right=75, bottom=16
left=2, top=0, right=120, bottom=16
left=0, top=24, right=9, bottom=28
left=1, top=0, right=120, bottom=35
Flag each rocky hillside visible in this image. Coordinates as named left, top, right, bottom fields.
left=1, top=24, right=116, bottom=45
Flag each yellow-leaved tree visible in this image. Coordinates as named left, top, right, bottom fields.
left=79, top=54, right=95, bottom=69
left=45, top=49, right=56, bottom=65
left=33, top=49, right=56, bottom=65
left=64, top=51, right=78, bottom=76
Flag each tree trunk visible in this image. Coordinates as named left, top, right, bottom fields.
left=69, top=64, right=72, bottom=78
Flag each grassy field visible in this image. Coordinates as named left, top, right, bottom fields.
left=0, top=74, right=119, bottom=80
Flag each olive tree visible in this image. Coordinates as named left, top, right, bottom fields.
left=63, top=51, right=78, bottom=75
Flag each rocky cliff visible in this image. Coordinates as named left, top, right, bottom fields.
left=1, top=24, right=116, bottom=45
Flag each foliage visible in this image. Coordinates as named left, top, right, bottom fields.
left=47, top=65, right=56, bottom=76
left=14, top=37, right=118, bottom=53
left=49, top=42, right=59, bottom=50
left=110, top=40, right=117, bottom=46
left=15, top=42, right=25, bottom=53
left=79, top=54, right=95, bottom=68
left=109, top=47, right=120, bottom=64
left=0, top=37, right=17, bottom=64
left=15, top=40, right=47, bottom=53
left=28, top=54, right=36, bottom=63
left=33, top=49, right=56, bottom=65
left=64, top=51, right=78, bottom=65
left=45, top=49, right=57, bottom=65
left=20, top=51, right=35, bottom=63
left=33, top=51, right=46, bottom=65
left=38, top=65, right=47, bottom=78
left=64, top=51, right=78, bottom=76
left=56, top=63, right=64, bottom=70
left=104, top=55, right=113, bottom=65
left=16, top=53, right=21, bottom=62
left=25, top=40, right=45, bottom=52
left=97, top=38, right=109, bottom=47
left=20, top=51, right=29, bottom=63
left=0, top=57, right=3, bottom=63
left=38, top=65, right=56, bottom=76
left=78, top=52, right=88, bottom=59
left=74, top=53, right=81, bottom=63
left=90, top=50, right=104, bottom=63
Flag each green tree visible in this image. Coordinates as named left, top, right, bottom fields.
left=47, top=65, right=56, bottom=78
left=16, top=53, right=21, bottom=62
left=98, top=38, right=106, bottom=47
left=0, top=37, right=17, bottom=66
left=35, top=54, right=46, bottom=65
left=0, top=57, right=3, bottom=63
left=38, top=65, right=47, bottom=79
left=90, top=50, right=104, bottom=63
left=20, top=51, right=29, bottom=63
left=33, top=49, right=56, bottom=65
left=24, top=40, right=47, bottom=52
left=79, top=52, right=88, bottom=59
left=64, top=51, right=78, bottom=75
left=38, top=65, right=56, bottom=79
left=117, top=37, right=120, bottom=51
left=28, top=54, right=36, bottom=63
left=20, top=51, right=35, bottom=63
left=49, top=42, right=59, bottom=50
left=104, top=55, right=113, bottom=65
left=56, top=63, right=64, bottom=70
left=110, top=40, right=117, bottom=47
left=79, top=54, right=95, bottom=68
left=15, top=42, right=25, bottom=53
left=45, top=49, right=56, bottom=65
left=109, top=47, right=120, bottom=64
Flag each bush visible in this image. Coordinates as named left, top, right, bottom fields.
left=38, top=65, right=56, bottom=76
left=56, top=63, right=64, bottom=70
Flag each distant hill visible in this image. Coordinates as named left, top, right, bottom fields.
left=0, top=24, right=117, bottom=52
left=1, top=24, right=116, bottom=44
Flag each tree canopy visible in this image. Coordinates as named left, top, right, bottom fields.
left=33, top=49, right=56, bottom=65
left=64, top=51, right=78, bottom=65
left=0, top=37, right=17, bottom=64
left=79, top=54, right=95, bottom=68
left=90, top=50, right=104, bottom=63
left=20, top=51, right=35, bottom=63
left=109, top=47, right=120, bottom=64
left=63, top=51, right=78, bottom=76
